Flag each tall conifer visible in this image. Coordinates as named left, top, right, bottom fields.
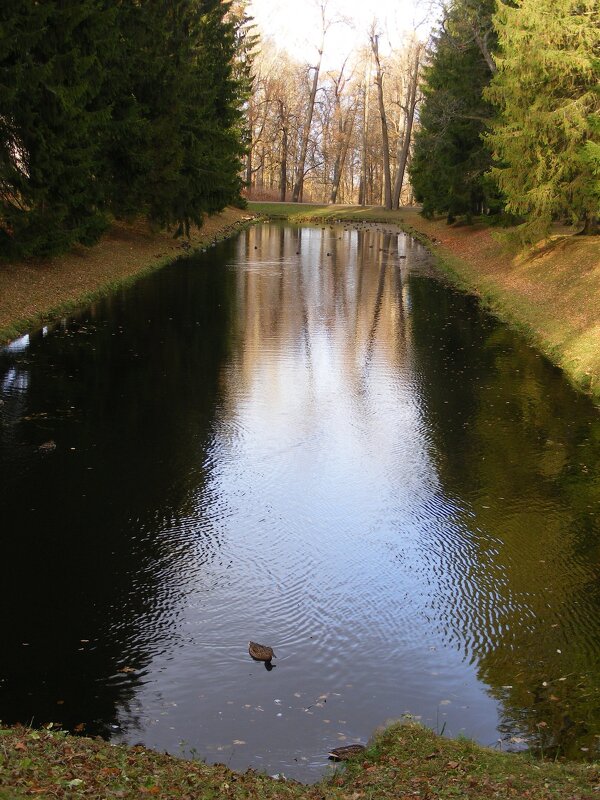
left=409, top=0, right=500, bottom=222
left=0, top=0, right=112, bottom=256
left=486, top=0, right=600, bottom=241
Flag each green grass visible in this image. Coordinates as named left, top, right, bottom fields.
left=1, top=723, right=598, bottom=799
left=247, top=201, right=410, bottom=225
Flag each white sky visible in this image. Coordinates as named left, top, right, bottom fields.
left=247, top=0, right=434, bottom=69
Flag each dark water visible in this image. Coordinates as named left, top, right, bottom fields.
left=1, top=222, right=599, bottom=780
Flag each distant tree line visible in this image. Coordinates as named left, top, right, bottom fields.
left=0, top=0, right=250, bottom=258
left=410, top=0, right=599, bottom=242
left=244, top=15, right=423, bottom=210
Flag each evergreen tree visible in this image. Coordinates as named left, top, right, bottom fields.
left=169, top=0, right=247, bottom=235
left=409, top=0, right=501, bottom=222
left=103, top=0, right=247, bottom=235
left=1, top=0, right=248, bottom=257
left=0, top=0, right=113, bottom=256
left=486, top=0, right=600, bottom=242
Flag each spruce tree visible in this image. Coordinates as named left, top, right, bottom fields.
left=409, top=0, right=501, bottom=222
left=486, top=0, right=600, bottom=241
left=0, top=0, right=113, bottom=256
left=103, top=0, right=246, bottom=235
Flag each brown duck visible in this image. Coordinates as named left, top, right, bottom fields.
left=248, top=641, right=276, bottom=662
left=327, top=744, right=366, bottom=761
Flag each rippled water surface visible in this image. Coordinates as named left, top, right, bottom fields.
left=1, top=223, right=600, bottom=779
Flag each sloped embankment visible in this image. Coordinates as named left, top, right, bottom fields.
left=0, top=207, right=253, bottom=347
left=1, top=723, right=598, bottom=799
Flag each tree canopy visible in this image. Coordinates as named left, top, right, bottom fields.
left=485, top=0, right=600, bottom=242
left=0, top=0, right=249, bottom=257
left=409, top=0, right=501, bottom=222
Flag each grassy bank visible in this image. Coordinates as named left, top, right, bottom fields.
left=0, top=207, right=253, bottom=347
left=1, top=722, right=598, bottom=799
left=249, top=202, right=600, bottom=404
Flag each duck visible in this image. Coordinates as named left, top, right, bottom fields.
left=328, top=744, right=366, bottom=761
left=248, top=641, right=276, bottom=662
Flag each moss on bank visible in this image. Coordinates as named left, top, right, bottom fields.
left=1, top=722, right=598, bottom=799
left=249, top=203, right=600, bottom=405
left=0, top=208, right=254, bottom=347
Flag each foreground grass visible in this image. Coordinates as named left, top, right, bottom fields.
left=249, top=202, right=600, bottom=404
left=0, top=207, right=253, bottom=347
left=1, top=723, right=598, bottom=799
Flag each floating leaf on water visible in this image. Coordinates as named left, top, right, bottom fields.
left=233, top=740, right=246, bottom=745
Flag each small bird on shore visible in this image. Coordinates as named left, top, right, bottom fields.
left=248, top=641, right=276, bottom=662
left=328, top=744, right=366, bottom=761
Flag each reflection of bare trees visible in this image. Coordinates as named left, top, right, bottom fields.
left=224, top=222, right=414, bottom=419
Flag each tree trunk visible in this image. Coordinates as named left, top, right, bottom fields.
left=329, top=107, right=355, bottom=204
left=359, top=61, right=370, bottom=206
left=392, top=45, right=421, bottom=210
left=371, top=33, right=392, bottom=209
left=245, top=149, right=252, bottom=191
left=292, top=44, right=323, bottom=202
left=579, top=214, right=599, bottom=235
left=280, top=125, right=288, bottom=202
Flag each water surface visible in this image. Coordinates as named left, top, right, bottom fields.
left=1, top=222, right=599, bottom=779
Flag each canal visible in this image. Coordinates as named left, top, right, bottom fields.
left=1, top=222, right=599, bottom=780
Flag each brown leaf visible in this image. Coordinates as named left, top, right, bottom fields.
left=446, top=760, right=460, bottom=769
left=14, top=741, right=27, bottom=751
